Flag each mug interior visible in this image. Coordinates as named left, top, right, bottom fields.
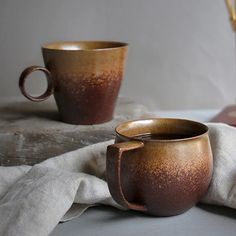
left=116, top=118, right=208, bottom=141
left=42, top=41, right=128, bottom=51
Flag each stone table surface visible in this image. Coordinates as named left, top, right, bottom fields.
left=0, top=97, right=151, bottom=166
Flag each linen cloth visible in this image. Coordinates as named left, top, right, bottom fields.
left=0, top=123, right=235, bottom=236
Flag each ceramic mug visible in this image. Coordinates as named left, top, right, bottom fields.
left=106, top=118, right=213, bottom=216
left=19, top=41, right=128, bottom=125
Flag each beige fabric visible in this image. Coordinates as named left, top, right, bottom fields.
left=0, top=140, right=116, bottom=236
left=202, top=123, right=236, bottom=207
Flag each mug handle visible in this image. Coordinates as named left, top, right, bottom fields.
left=19, top=65, right=54, bottom=102
left=106, top=141, right=148, bottom=212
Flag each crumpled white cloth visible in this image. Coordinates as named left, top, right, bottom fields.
left=202, top=123, right=236, bottom=207
left=0, top=123, right=236, bottom=236
left=0, top=140, right=117, bottom=236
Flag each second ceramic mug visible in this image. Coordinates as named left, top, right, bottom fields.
left=19, top=41, right=128, bottom=125
left=106, top=118, right=213, bottom=216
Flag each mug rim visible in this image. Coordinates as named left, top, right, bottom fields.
left=42, top=41, right=128, bottom=51
left=115, top=118, right=209, bottom=142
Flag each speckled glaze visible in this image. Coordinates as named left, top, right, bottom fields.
left=19, top=41, right=128, bottom=124
left=106, top=118, right=213, bottom=216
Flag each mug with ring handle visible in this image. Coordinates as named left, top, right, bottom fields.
left=19, top=41, right=128, bottom=125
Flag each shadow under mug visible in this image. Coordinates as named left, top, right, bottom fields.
left=106, top=118, right=213, bottom=216
left=19, top=41, right=128, bottom=125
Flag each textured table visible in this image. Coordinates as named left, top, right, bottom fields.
left=0, top=97, right=150, bottom=166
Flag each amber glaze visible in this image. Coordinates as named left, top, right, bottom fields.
left=19, top=41, right=128, bottom=124
left=106, top=118, right=213, bottom=216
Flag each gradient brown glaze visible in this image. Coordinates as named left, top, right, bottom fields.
left=52, top=71, right=123, bottom=124
left=106, top=118, right=213, bottom=216
left=19, top=41, right=128, bottom=124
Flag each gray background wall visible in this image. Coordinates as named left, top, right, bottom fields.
left=0, top=0, right=235, bottom=109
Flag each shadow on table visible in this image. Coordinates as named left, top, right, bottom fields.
left=88, top=204, right=236, bottom=222
left=197, top=203, right=236, bottom=219
left=0, top=100, right=59, bottom=122
left=84, top=205, right=166, bottom=222
left=58, top=204, right=236, bottom=226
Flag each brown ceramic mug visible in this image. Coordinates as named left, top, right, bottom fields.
left=106, top=118, right=213, bottom=216
left=19, top=41, right=128, bottom=124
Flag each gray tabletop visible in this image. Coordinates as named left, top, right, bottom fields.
left=51, top=109, right=236, bottom=236
left=51, top=205, right=236, bottom=236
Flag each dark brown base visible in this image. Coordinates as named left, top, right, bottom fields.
left=59, top=115, right=114, bottom=125
left=146, top=206, right=192, bottom=217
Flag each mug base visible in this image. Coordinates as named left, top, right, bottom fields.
left=134, top=206, right=193, bottom=217
left=60, top=115, right=113, bottom=125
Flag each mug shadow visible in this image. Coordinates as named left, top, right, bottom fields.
left=87, top=205, right=160, bottom=222
left=90, top=204, right=236, bottom=222
left=197, top=203, right=236, bottom=219
left=0, top=100, right=60, bottom=122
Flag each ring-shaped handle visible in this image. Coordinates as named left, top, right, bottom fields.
left=19, top=65, right=54, bottom=102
